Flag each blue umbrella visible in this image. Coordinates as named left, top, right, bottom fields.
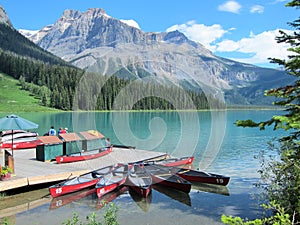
left=0, top=114, right=39, bottom=156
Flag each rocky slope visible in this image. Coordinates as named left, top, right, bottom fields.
left=0, top=5, right=12, bottom=27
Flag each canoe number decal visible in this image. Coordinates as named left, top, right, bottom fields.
left=99, top=188, right=105, bottom=194
left=56, top=188, right=63, bottom=194
left=216, top=179, right=224, bottom=184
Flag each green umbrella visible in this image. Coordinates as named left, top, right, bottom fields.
left=0, top=114, right=39, bottom=156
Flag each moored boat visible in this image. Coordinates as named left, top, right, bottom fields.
left=1, top=138, right=42, bottom=149
left=49, top=165, right=117, bottom=198
left=145, top=164, right=191, bottom=193
left=170, top=166, right=230, bottom=186
left=1, top=130, right=38, bottom=142
left=1, top=130, right=40, bottom=149
left=145, top=156, right=194, bottom=167
left=126, top=163, right=152, bottom=197
left=49, top=171, right=100, bottom=198
left=95, top=164, right=128, bottom=198
left=55, top=146, right=113, bottom=164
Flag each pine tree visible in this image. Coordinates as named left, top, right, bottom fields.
left=235, top=1, right=300, bottom=222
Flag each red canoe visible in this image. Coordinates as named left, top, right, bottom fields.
left=1, top=138, right=42, bottom=149
left=49, top=165, right=117, bottom=198
left=49, top=171, right=100, bottom=198
left=126, top=164, right=152, bottom=197
left=145, top=156, right=194, bottom=167
left=56, top=146, right=113, bottom=164
left=95, top=164, right=128, bottom=198
left=172, top=166, right=230, bottom=186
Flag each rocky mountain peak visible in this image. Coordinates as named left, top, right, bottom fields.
left=87, top=8, right=107, bottom=17
left=61, top=9, right=82, bottom=20
left=19, top=7, right=292, bottom=105
left=61, top=8, right=107, bottom=20
left=30, top=7, right=204, bottom=57
left=0, top=5, right=12, bottom=27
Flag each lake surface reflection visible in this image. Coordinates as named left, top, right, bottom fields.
left=0, top=110, right=284, bottom=224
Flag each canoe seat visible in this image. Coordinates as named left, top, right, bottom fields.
left=138, top=176, right=151, bottom=179
left=153, top=173, right=172, bottom=177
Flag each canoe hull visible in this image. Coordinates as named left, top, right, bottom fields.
left=177, top=172, right=230, bottom=186
left=49, top=178, right=99, bottom=198
left=96, top=165, right=128, bottom=198
left=173, top=167, right=230, bottom=186
left=96, top=178, right=127, bottom=198
left=145, top=156, right=194, bottom=167
left=49, top=166, right=116, bottom=198
left=146, top=164, right=191, bottom=193
left=151, top=174, right=191, bottom=193
left=126, top=182, right=152, bottom=198
left=126, top=164, right=152, bottom=197
left=56, top=147, right=112, bottom=164
left=1, top=139, right=42, bottom=149
left=162, top=156, right=194, bottom=167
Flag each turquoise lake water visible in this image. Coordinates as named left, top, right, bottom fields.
left=0, top=110, right=285, bottom=224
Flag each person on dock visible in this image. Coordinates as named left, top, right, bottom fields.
left=58, top=127, right=67, bottom=139
left=105, top=138, right=111, bottom=147
left=48, top=126, right=56, bottom=136
left=58, top=127, right=66, bottom=135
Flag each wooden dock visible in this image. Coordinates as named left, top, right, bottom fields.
left=0, top=147, right=167, bottom=192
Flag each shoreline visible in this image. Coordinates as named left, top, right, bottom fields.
left=0, top=106, right=282, bottom=114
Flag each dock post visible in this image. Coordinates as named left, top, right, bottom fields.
left=8, top=155, right=14, bottom=174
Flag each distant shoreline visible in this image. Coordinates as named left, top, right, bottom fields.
left=0, top=106, right=282, bottom=114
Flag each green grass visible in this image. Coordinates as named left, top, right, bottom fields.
left=0, top=73, right=60, bottom=112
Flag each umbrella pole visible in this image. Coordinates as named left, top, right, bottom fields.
left=9, top=129, right=15, bottom=174
left=11, top=129, right=14, bottom=157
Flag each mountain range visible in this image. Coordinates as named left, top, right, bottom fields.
left=2, top=7, right=294, bottom=106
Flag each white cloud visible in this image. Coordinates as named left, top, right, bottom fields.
left=166, top=21, right=229, bottom=51
left=218, top=1, right=242, bottom=14
left=120, top=19, right=140, bottom=29
left=215, top=29, right=291, bottom=64
left=250, top=5, right=264, bottom=13
left=166, top=20, right=291, bottom=66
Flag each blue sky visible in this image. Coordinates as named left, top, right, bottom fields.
left=0, top=0, right=298, bottom=68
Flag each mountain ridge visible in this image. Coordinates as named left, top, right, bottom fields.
left=7, top=7, right=294, bottom=105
